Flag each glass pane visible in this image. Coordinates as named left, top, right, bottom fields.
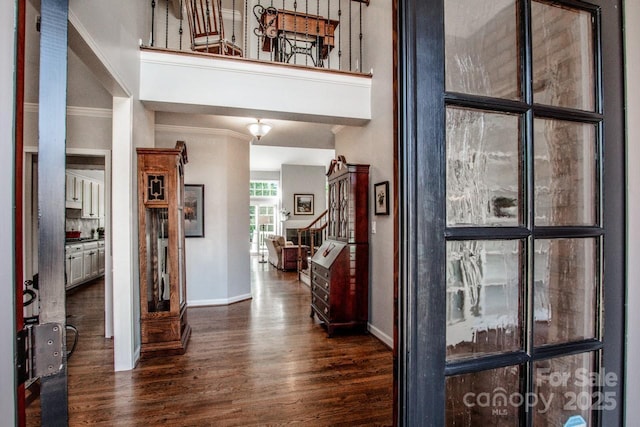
left=447, top=365, right=521, bottom=426
left=534, top=118, right=597, bottom=226
left=446, top=240, right=522, bottom=361
left=447, top=107, right=521, bottom=226
left=534, top=238, right=598, bottom=346
left=534, top=353, right=599, bottom=426
left=532, top=2, right=595, bottom=111
left=145, top=208, right=170, bottom=312
left=178, top=208, right=185, bottom=305
left=445, top=0, right=520, bottom=99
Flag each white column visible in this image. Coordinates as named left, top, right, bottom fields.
left=112, top=96, right=137, bottom=371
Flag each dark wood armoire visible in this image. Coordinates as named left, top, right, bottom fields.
left=137, top=142, right=191, bottom=358
left=310, top=159, right=369, bottom=336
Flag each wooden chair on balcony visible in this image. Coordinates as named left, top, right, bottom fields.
left=184, top=0, right=242, bottom=56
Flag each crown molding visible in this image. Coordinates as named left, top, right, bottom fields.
left=23, top=102, right=112, bottom=118
left=331, top=125, right=346, bottom=135
left=155, top=124, right=250, bottom=141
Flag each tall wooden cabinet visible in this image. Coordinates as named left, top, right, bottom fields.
left=310, top=160, right=369, bottom=336
left=137, top=142, right=191, bottom=358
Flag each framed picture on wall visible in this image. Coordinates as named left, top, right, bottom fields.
left=374, top=181, right=389, bottom=215
left=294, top=194, right=314, bottom=215
left=184, top=184, right=205, bottom=237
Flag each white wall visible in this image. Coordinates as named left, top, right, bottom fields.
left=139, top=49, right=371, bottom=125
left=156, top=127, right=251, bottom=305
left=24, top=109, right=112, bottom=150
left=68, top=0, right=147, bottom=95
left=226, top=137, right=251, bottom=299
left=625, top=0, right=640, bottom=424
left=334, top=0, right=394, bottom=347
left=68, top=0, right=153, bottom=370
left=0, top=0, right=17, bottom=423
left=280, top=164, right=328, bottom=228
left=251, top=170, right=280, bottom=181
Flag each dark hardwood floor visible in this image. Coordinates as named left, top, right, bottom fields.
left=27, top=257, right=393, bottom=426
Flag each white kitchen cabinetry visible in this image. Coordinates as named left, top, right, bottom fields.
left=82, top=180, right=101, bottom=219
left=98, top=240, right=105, bottom=274
left=65, top=172, right=83, bottom=209
left=65, top=239, right=105, bottom=290
left=98, top=182, right=105, bottom=219
left=65, top=244, right=84, bottom=288
left=83, top=241, right=99, bottom=280
left=66, top=170, right=104, bottom=220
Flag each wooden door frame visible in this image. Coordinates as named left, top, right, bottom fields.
left=15, top=0, right=26, bottom=425
left=395, top=0, right=626, bottom=425
left=397, top=0, right=447, bottom=423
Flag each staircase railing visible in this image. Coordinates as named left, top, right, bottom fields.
left=296, top=209, right=328, bottom=280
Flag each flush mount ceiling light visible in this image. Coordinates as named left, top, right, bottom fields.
left=247, top=119, right=272, bottom=141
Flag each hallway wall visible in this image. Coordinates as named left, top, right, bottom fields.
left=156, top=127, right=251, bottom=304
left=334, top=0, right=394, bottom=346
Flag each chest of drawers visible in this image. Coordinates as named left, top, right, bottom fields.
left=310, top=239, right=369, bottom=336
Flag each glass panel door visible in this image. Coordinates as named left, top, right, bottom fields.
left=250, top=204, right=277, bottom=254
left=444, top=0, right=604, bottom=425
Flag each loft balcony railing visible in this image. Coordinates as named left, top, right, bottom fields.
left=147, top=0, right=370, bottom=73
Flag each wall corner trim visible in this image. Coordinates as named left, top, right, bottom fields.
left=155, top=124, right=250, bottom=142
left=187, top=293, right=253, bottom=307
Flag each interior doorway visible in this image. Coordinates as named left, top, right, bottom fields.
left=22, top=149, right=113, bottom=425
left=249, top=180, right=280, bottom=255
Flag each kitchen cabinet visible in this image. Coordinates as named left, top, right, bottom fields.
left=65, top=172, right=83, bottom=209
left=83, top=241, right=99, bottom=280
left=66, top=170, right=104, bottom=219
left=65, top=239, right=105, bottom=290
left=65, top=244, right=84, bottom=288
left=98, top=182, right=105, bottom=219
left=98, top=240, right=105, bottom=274
left=82, top=180, right=101, bottom=219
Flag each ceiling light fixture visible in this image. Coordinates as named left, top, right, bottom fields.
left=247, top=119, right=272, bottom=141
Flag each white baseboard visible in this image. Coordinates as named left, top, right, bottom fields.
left=188, top=293, right=253, bottom=307
left=368, top=323, right=393, bottom=349
left=133, top=345, right=141, bottom=367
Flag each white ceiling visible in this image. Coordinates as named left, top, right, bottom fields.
left=250, top=145, right=335, bottom=171
left=154, top=111, right=339, bottom=171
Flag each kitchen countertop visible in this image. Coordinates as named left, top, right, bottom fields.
left=65, top=237, right=105, bottom=245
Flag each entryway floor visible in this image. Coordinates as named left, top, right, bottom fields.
left=26, top=257, right=393, bottom=426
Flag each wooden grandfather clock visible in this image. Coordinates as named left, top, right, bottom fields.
left=137, top=141, right=191, bottom=358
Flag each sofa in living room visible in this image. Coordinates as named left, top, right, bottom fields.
left=264, top=234, right=308, bottom=271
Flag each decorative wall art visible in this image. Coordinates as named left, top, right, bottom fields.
left=294, top=193, right=314, bottom=215
left=374, top=181, right=389, bottom=215
left=184, top=184, right=205, bottom=237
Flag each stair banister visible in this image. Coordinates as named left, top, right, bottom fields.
left=296, top=209, right=328, bottom=280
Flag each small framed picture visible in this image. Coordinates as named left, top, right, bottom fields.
left=374, top=181, right=389, bottom=215
left=184, top=184, right=205, bottom=237
left=294, top=193, right=314, bottom=215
